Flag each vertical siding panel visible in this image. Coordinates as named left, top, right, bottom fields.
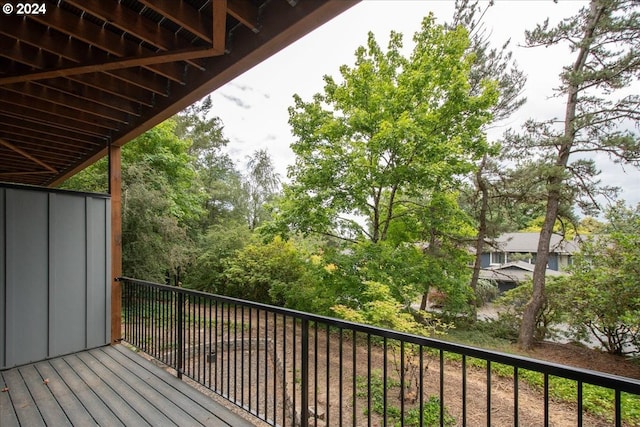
left=87, top=197, right=109, bottom=348
left=105, top=198, right=112, bottom=344
left=0, top=188, right=5, bottom=368
left=50, top=194, right=87, bottom=357
left=6, top=189, right=49, bottom=367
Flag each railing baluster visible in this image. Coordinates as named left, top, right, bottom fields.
left=420, top=346, right=424, bottom=427
left=462, top=354, right=467, bottom=427
left=577, top=380, right=583, bottom=427
left=440, top=349, right=445, bottom=427
left=176, top=283, right=183, bottom=380
left=544, top=373, right=549, bottom=427
left=383, top=337, right=388, bottom=427
left=352, top=329, right=357, bottom=427
left=615, top=389, right=621, bottom=427
left=326, top=323, right=330, bottom=427
left=514, top=366, right=519, bottom=426
left=301, top=318, right=310, bottom=427
left=487, top=360, right=491, bottom=427
left=367, top=333, right=372, bottom=427
left=118, top=277, right=640, bottom=427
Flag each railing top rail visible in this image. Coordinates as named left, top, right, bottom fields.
left=118, top=276, right=640, bottom=394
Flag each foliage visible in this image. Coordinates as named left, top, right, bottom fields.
left=492, top=279, right=565, bottom=342
left=474, top=279, right=499, bottom=307
left=120, top=163, right=194, bottom=282
left=275, top=15, right=497, bottom=243
left=184, top=220, right=252, bottom=293
left=222, top=236, right=308, bottom=305
left=332, top=280, right=443, bottom=337
left=555, top=202, right=640, bottom=355
left=512, top=0, right=640, bottom=349
left=355, top=370, right=455, bottom=427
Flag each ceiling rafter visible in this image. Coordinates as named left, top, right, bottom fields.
left=0, top=103, right=110, bottom=137
left=2, top=82, right=131, bottom=122
left=137, top=0, right=213, bottom=44
left=227, top=0, right=260, bottom=33
left=64, top=0, right=207, bottom=71
left=0, top=90, right=123, bottom=131
left=0, top=17, right=169, bottom=96
left=0, top=138, right=57, bottom=173
left=28, top=8, right=186, bottom=83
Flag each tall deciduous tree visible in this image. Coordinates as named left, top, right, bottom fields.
left=515, top=0, right=640, bottom=349
left=277, top=15, right=498, bottom=244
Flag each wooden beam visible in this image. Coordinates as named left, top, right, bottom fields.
left=0, top=89, right=123, bottom=131
left=0, top=46, right=221, bottom=86
left=0, top=171, right=53, bottom=177
left=28, top=9, right=186, bottom=83
left=0, top=104, right=112, bottom=137
left=138, top=0, right=213, bottom=44
left=110, top=145, right=122, bottom=344
left=213, top=0, right=228, bottom=53
left=0, top=138, right=57, bottom=173
left=64, top=0, right=206, bottom=71
left=227, top=0, right=260, bottom=33
left=2, top=82, right=131, bottom=123
left=0, top=19, right=166, bottom=98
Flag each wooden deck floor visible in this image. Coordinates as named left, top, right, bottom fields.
left=0, top=344, right=255, bottom=426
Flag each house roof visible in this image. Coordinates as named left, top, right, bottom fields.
left=479, top=260, right=567, bottom=284
left=493, top=232, right=579, bottom=255
left=0, top=0, right=358, bottom=187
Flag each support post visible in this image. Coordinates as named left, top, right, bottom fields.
left=110, top=144, right=122, bottom=344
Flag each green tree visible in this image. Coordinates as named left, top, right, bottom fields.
left=513, top=0, right=640, bottom=349
left=222, top=236, right=308, bottom=305
left=244, top=149, right=280, bottom=230
left=185, top=220, right=252, bottom=293
left=556, top=202, right=640, bottom=355
left=275, top=15, right=498, bottom=243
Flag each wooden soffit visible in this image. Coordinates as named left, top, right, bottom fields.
left=0, top=0, right=359, bottom=186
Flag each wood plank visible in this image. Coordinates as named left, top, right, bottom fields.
left=34, top=361, right=97, bottom=426
left=63, top=354, right=149, bottom=425
left=0, top=373, right=20, bottom=427
left=19, top=365, right=71, bottom=427
left=49, top=357, right=125, bottom=426
left=105, top=346, right=235, bottom=426
left=76, top=351, right=174, bottom=426
left=111, top=345, right=254, bottom=426
left=1, top=369, right=46, bottom=427
left=89, top=348, right=201, bottom=426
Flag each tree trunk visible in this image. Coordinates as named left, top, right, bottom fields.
left=518, top=0, right=606, bottom=350
left=469, top=155, right=489, bottom=321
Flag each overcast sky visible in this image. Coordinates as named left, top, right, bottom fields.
left=209, top=0, right=640, bottom=210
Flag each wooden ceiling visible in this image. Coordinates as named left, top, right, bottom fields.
left=0, top=0, right=358, bottom=187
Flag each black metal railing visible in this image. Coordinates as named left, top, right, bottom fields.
left=119, top=277, right=640, bottom=427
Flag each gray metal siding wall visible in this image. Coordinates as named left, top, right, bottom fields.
left=0, top=186, right=111, bottom=369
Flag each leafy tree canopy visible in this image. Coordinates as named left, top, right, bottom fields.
left=274, top=15, right=498, bottom=243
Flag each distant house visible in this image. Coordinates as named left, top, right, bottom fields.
left=478, top=232, right=578, bottom=291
